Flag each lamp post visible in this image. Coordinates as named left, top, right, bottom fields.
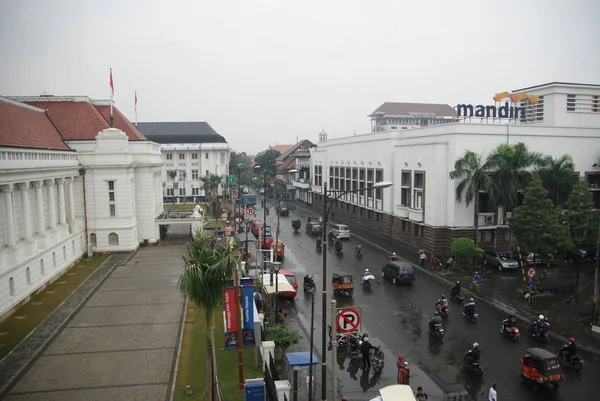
left=253, top=165, right=272, bottom=252
left=318, top=180, right=393, bottom=400
left=592, top=210, right=600, bottom=327
left=272, top=261, right=281, bottom=322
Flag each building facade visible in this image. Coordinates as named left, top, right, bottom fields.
left=310, top=82, right=600, bottom=254
left=137, top=122, right=230, bottom=203
left=0, top=96, right=163, bottom=320
left=369, top=102, right=459, bottom=132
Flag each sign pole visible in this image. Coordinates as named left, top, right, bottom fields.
left=331, top=299, right=337, bottom=399
left=235, top=267, right=244, bottom=389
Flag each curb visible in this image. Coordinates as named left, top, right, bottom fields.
left=168, top=298, right=189, bottom=401
left=289, top=201, right=600, bottom=358
left=0, top=250, right=137, bottom=398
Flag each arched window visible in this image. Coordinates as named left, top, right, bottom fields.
left=41, top=259, right=45, bottom=276
left=108, top=232, right=119, bottom=246
left=90, top=233, right=97, bottom=247
left=9, top=277, right=15, bottom=296
left=26, top=267, right=31, bottom=285
left=52, top=252, right=56, bottom=267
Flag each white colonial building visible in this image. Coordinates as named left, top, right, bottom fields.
left=0, top=95, right=163, bottom=320
left=136, top=122, right=230, bottom=203
left=310, top=82, right=600, bottom=254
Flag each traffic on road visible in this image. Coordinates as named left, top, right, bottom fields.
left=252, top=201, right=599, bottom=400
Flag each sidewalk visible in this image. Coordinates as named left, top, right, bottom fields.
left=1, top=246, right=187, bottom=401
left=289, top=200, right=600, bottom=357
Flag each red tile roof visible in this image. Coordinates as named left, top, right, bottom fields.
left=279, top=158, right=296, bottom=170
left=0, top=98, right=70, bottom=150
left=24, top=100, right=146, bottom=141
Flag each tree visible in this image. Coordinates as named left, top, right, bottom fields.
left=201, top=173, right=223, bottom=198
left=166, top=170, right=177, bottom=181
left=255, top=148, right=281, bottom=175
left=450, top=237, right=481, bottom=268
left=178, top=234, right=241, bottom=401
left=229, top=151, right=253, bottom=186
left=507, top=174, right=569, bottom=257
left=449, top=151, right=495, bottom=246
left=536, top=154, right=577, bottom=207
left=565, top=179, right=599, bottom=250
left=265, top=324, right=301, bottom=356
left=486, top=142, right=545, bottom=215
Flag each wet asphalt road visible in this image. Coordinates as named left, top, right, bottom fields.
left=261, top=205, right=599, bottom=400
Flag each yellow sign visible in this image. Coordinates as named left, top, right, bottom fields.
left=493, top=91, right=540, bottom=103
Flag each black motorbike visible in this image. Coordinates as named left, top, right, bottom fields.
left=556, top=348, right=584, bottom=371
left=429, top=323, right=444, bottom=339
left=451, top=292, right=464, bottom=302
left=462, top=308, right=478, bottom=323
left=528, top=323, right=549, bottom=344
left=328, top=235, right=335, bottom=246
left=500, top=321, right=520, bottom=341
left=316, top=241, right=322, bottom=253
left=355, top=247, right=362, bottom=259
left=335, top=244, right=343, bottom=256
left=438, top=305, right=449, bottom=319
left=303, top=276, right=316, bottom=294
left=463, top=354, right=484, bottom=376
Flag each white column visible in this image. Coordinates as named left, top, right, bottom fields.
left=57, top=178, right=66, bottom=225
left=46, top=179, right=57, bottom=229
left=18, top=182, right=32, bottom=240
left=33, top=180, right=45, bottom=235
left=2, top=184, right=16, bottom=246
left=67, top=177, right=75, bottom=224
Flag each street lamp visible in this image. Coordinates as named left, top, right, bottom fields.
left=272, top=261, right=281, bottom=322
left=317, top=180, right=393, bottom=401
left=236, top=163, right=243, bottom=233
left=253, top=165, right=271, bottom=250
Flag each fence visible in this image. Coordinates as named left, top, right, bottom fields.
left=263, top=350, right=282, bottom=401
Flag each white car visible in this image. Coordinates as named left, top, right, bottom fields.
left=332, top=224, right=350, bottom=240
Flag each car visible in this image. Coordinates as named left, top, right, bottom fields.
left=331, top=224, right=350, bottom=240
left=512, top=250, right=542, bottom=267
left=381, top=261, right=415, bottom=285
left=305, top=222, right=322, bottom=236
left=259, top=188, right=265, bottom=195
left=564, top=249, right=589, bottom=265
left=483, top=250, right=519, bottom=271
left=279, top=269, right=298, bottom=293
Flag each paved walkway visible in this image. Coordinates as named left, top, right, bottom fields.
left=4, top=246, right=187, bottom=401
left=288, top=199, right=600, bottom=356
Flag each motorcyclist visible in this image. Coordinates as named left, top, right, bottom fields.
left=390, top=252, right=398, bottom=261
left=335, top=237, right=343, bottom=251
left=363, top=268, right=373, bottom=278
left=439, top=295, right=448, bottom=312
left=303, top=274, right=315, bottom=289
left=465, top=342, right=481, bottom=364
left=535, top=314, right=550, bottom=334
left=451, top=281, right=462, bottom=298
left=463, top=298, right=476, bottom=316
left=502, top=315, right=517, bottom=332
left=355, top=242, right=362, bottom=254
left=429, top=311, right=442, bottom=332
left=360, top=336, right=374, bottom=369
left=316, top=238, right=322, bottom=250
left=560, top=337, right=578, bottom=360
left=328, top=230, right=335, bottom=243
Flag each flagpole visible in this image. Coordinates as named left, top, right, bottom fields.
left=135, top=91, right=138, bottom=127
left=109, top=68, right=115, bottom=127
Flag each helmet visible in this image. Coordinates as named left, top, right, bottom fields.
left=544, top=317, right=549, bottom=322
left=392, top=252, right=397, bottom=256
left=441, top=294, right=447, bottom=299
left=473, top=342, right=479, bottom=348
left=363, top=336, right=369, bottom=342
left=569, top=337, right=575, bottom=343
left=539, top=315, right=544, bottom=320
left=469, top=298, right=474, bottom=302
left=456, top=281, right=460, bottom=284
left=365, top=269, right=370, bottom=272
left=434, top=311, right=439, bottom=316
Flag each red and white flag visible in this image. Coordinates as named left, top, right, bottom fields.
left=134, top=91, right=138, bottom=126
left=109, top=68, right=114, bottom=99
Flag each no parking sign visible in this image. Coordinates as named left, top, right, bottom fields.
left=336, top=307, right=361, bottom=333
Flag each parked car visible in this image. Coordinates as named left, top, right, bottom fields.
left=331, top=224, right=350, bottom=240
left=280, top=269, right=298, bottom=293
left=483, top=250, right=519, bottom=271
left=381, top=261, right=415, bottom=285
left=305, top=222, right=323, bottom=236
left=512, top=250, right=542, bottom=267
left=564, top=249, right=589, bottom=265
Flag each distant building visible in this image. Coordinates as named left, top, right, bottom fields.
left=137, top=122, right=230, bottom=203
left=369, top=102, right=458, bottom=132
left=1, top=95, right=163, bottom=319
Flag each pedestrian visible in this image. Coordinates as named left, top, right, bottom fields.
left=430, top=254, right=437, bottom=268
left=397, top=362, right=409, bottom=384
left=419, top=249, right=426, bottom=266
left=415, top=386, right=428, bottom=400
left=489, top=383, right=498, bottom=401
left=341, top=397, right=349, bottom=401
left=360, top=336, right=373, bottom=369
left=396, top=355, right=405, bottom=370
left=253, top=292, right=263, bottom=313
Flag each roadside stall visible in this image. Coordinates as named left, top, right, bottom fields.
left=260, top=273, right=297, bottom=327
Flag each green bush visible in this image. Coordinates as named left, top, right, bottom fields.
left=451, top=237, right=478, bottom=267
left=265, top=324, right=301, bottom=354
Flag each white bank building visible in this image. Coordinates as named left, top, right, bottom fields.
left=310, top=82, right=600, bottom=254
left=0, top=95, right=163, bottom=320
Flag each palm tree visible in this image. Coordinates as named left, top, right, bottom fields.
left=179, top=234, right=241, bottom=401
left=536, top=154, right=577, bottom=207
left=486, top=142, right=545, bottom=216
left=201, top=174, right=223, bottom=199
left=449, top=151, right=495, bottom=246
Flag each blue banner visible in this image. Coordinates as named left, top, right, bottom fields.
left=242, top=278, right=256, bottom=348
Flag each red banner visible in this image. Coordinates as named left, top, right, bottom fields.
left=223, top=287, right=238, bottom=333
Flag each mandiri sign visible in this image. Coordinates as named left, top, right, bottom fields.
left=457, top=91, right=540, bottom=119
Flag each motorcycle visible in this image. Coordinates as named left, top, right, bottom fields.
left=429, top=323, right=444, bottom=339
left=557, top=348, right=584, bottom=371
left=451, top=293, right=465, bottom=302
left=462, top=309, right=478, bottom=323
left=355, top=248, right=363, bottom=259
left=303, top=277, right=316, bottom=294
left=362, top=273, right=375, bottom=289
left=370, top=345, right=385, bottom=372
left=528, top=323, right=549, bottom=344
left=463, top=356, right=484, bottom=376
left=439, top=305, right=449, bottom=319
left=316, top=241, right=322, bottom=253
left=328, top=235, right=335, bottom=246
left=336, top=244, right=343, bottom=256
left=500, top=323, right=520, bottom=341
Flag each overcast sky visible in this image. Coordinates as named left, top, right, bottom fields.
left=1, top=0, right=599, bottom=154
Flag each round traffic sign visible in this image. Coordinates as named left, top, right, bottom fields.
left=336, top=308, right=360, bottom=333
left=246, top=207, right=255, bottom=215
left=527, top=268, right=536, bottom=278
